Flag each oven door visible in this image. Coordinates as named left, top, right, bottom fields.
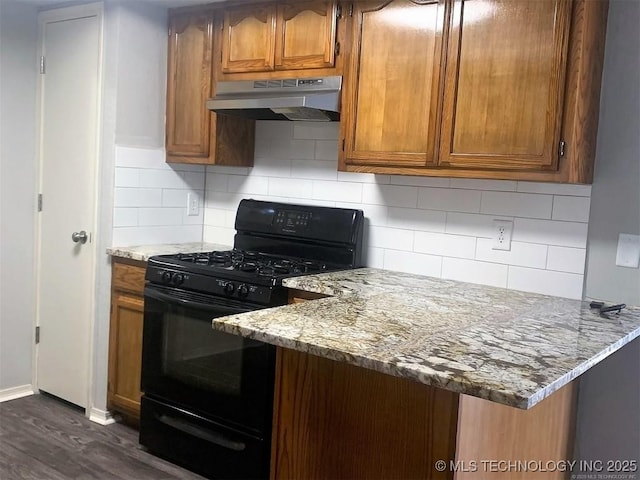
left=141, top=284, right=275, bottom=435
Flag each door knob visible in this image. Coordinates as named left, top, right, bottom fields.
left=71, top=230, right=88, bottom=244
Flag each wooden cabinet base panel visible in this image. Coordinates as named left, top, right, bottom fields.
left=271, top=348, right=459, bottom=480
left=271, top=348, right=578, bottom=480
left=454, top=382, right=577, bottom=480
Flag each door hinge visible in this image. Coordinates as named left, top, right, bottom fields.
left=337, top=3, right=342, bottom=19
left=342, top=139, right=345, bottom=151
left=35, top=326, right=40, bottom=344
left=40, top=56, right=46, bottom=74
left=335, top=42, right=341, bottom=56
left=559, top=140, right=566, bottom=158
left=38, top=193, right=43, bottom=212
left=348, top=3, right=353, bottom=17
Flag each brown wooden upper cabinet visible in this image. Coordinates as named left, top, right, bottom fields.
left=166, top=10, right=254, bottom=165
left=339, top=0, right=608, bottom=183
left=438, top=0, right=571, bottom=171
left=341, top=0, right=447, bottom=168
left=220, top=1, right=339, bottom=75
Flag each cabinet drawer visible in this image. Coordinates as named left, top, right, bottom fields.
left=112, top=260, right=146, bottom=295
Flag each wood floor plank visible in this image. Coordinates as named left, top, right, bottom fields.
left=0, top=394, right=205, bottom=479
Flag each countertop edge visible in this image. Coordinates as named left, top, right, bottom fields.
left=107, top=242, right=231, bottom=262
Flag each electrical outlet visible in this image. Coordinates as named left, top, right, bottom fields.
left=187, top=193, right=200, bottom=216
left=492, top=219, right=513, bottom=251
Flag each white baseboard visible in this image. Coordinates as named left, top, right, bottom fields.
left=88, top=407, right=117, bottom=425
left=0, top=384, right=35, bottom=403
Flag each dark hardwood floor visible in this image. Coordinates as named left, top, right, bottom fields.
left=0, top=393, right=205, bottom=479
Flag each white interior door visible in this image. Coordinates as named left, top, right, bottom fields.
left=36, top=8, right=101, bottom=408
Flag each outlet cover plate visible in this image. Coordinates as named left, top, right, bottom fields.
left=492, top=219, right=513, bottom=251
left=187, top=193, right=200, bottom=216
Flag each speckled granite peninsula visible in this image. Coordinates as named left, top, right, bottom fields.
left=107, top=242, right=230, bottom=262
left=212, top=268, right=640, bottom=409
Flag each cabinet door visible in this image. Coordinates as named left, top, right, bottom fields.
left=274, top=1, right=338, bottom=70
left=341, top=0, right=447, bottom=167
left=439, top=0, right=572, bottom=170
left=221, top=5, right=277, bottom=73
left=166, top=12, right=214, bottom=159
left=108, top=292, right=144, bottom=419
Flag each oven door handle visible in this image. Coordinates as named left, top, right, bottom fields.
left=156, top=414, right=246, bottom=451
left=144, top=286, right=250, bottom=315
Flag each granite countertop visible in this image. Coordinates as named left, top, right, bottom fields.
left=212, top=268, right=640, bottom=409
left=107, top=242, right=231, bottom=262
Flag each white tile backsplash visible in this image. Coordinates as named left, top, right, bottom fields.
left=383, top=250, right=442, bottom=277
left=552, top=195, right=592, bottom=222
left=228, top=175, right=269, bottom=195
left=312, top=180, right=362, bottom=203
left=513, top=218, right=589, bottom=248
left=363, top=184, right=418, bottom=208
left=449, top=178, right=518, bottom=192
left=516, top=181, right=592, bottom=197
left=414, top=232, right=476, bottom=259
left=546, top=246, right=588, bottom=274
left=442, top=258, right=509, bottom=288
left=387, top=207, right=446, bottom=232
left=367, top=226, right=414, bottom=250
left=111, top=146, right=205, bottom=246
left=507, top=267, right=584, bottom=300
left=480, top=191, right=553, bottom=219
left=418, top=187, right=481, bottom=213
left=475, top=239, right=548, bottom=269
left=200, top=121, right=592, bottom=299
left=445, top=212, right=499, bottom=238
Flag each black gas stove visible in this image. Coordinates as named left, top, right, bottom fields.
left=140, top=199, right=364, bottom=480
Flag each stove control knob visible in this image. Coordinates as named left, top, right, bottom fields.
left=223, top=282, right=235, bottom=295
left=237, top=284, right=249, bottom=298
left=172, top=273, right=184, bottom=286
left=161, top=271, right=172, bottom=284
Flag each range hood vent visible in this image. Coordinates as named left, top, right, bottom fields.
left=207, top=76, right=342, bottom=122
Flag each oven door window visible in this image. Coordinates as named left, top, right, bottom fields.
left=142, top=285, right=275, bottom=434
left=162, top=311, right=243, bottom=395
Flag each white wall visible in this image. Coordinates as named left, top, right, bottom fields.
left=575, top=0, right=640, bottom=465
left=203, top=122, right=592, bottom=299
left=106, top=1, right=206, bottom=248
left=0, top=1, right=39, bottom=392
left=92, top=0, right=179, bottom=413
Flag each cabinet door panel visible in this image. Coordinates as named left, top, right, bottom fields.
left=275, top=1, right=337, bottom=70
left=166, top=13, right=214, bottom=158
left=439, top=0, right=572, bottom=170
left=108, top=293, right=144, bottom=418
left=221, top=6, right=276, bottom=73
left=342, top=0, right=446, bottom=167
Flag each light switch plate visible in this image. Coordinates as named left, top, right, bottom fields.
left=615, top=233, right=640, bottom=268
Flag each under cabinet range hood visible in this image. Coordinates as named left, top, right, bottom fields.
left=207, top=76, right=341, bottom=121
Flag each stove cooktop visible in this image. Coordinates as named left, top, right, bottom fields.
left=146, top=249, right=347, bottom=304
left=170, top=249, right=339, bottom=277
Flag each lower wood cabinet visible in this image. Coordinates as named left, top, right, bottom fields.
left=108, top=258, right=146, bottom=424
